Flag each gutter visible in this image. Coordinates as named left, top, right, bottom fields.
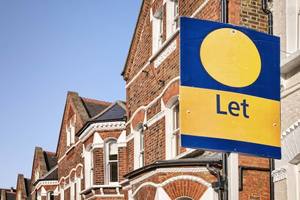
left=261, top=0, right=273, bottom=35
left=124, top=158, right=222, bottom=180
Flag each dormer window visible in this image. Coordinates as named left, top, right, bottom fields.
left=66, top=115, right=76, bottom=146
left=152, top=8, right=164, bottom=53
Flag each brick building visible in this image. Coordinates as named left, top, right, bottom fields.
left=4, top=0, right=287, bottom=200
left=120, top=0, right=274, bottom=199
left=55, top=92, right=126, bottom=200
left=16, top=174, right=31, bottom=200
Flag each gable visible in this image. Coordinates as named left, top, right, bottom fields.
left=30, top=147, right=48, bottom=186
left=122, top=0, right=151, bottom=81
left=56, top=92, right=111, bottom=158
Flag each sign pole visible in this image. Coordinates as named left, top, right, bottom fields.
left=228, top=153, right=239, bottom=200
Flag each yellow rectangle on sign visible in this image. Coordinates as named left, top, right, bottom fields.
left=180, top=86, right=281, bottom=147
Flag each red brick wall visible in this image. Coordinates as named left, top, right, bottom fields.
left=123, top=0, right=272, bottom=199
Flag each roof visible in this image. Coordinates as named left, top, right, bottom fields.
left=44, top=167, right=58, bottom=181
left=92, top=101, right=126, bottom=122
left=81, top=97, right=111, bottom=118
left=24, top=178, right=31, bottom=197
left=43, top=151, right=57, bottom=171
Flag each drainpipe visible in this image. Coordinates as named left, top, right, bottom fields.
left=262, top=1, right=275, bottom=200
left=261, top=0, right=273, bottom=35
left=221, top=0, right=228, bottom=23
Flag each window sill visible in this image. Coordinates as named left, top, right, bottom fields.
left=150, top=28, right=179, bottom=63
left=174, top=148, right=197, bottom=160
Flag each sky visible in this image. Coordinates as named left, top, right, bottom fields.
left=0, top=0, right=141, bottom=188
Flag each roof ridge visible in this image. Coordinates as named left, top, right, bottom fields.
left=81, top=97, right=111, bottom=106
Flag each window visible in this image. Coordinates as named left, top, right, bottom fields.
left=171, top=102, right=180, bottom=157
left=60, top=187, right=64, bottom=200
left=66, top=115, right=76, bottom=147
left=176, top=197, right=193, bottom=200
left=84, top=148, right=93, bottom=188
left=152, top=8, right=163, bottom=53
left=171, top=0, right=179, bottom=32
left=47, top=192, right=54, bottom=200
left=134, top=125, right=145, bottom=169
left=105, top=139, right=118, bottom=184
left=139, top=129, right=145, bottom=167
left=166, top=0, right=179, bottom=38
left=165, top=98, right=181, bottom=159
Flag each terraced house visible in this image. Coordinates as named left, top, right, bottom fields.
left=4, top=0, right=292, bottom=200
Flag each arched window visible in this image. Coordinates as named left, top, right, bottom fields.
left=134, top=124, right=145, bottom=169
left=176, top=197, right=193, bottom=200
left=165, top=96, right=180, bottom=159
left=105, top=139, right=118, bottom=184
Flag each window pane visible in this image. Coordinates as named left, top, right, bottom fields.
left=110, top=162, right=118, bottom=182
left=173, top=104, right=179, bottom=130
left=109, top=154, right=117, bottom=160
left=109, top=142, right=118, bottom=155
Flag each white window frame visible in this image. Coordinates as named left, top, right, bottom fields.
left=84, top=146, right=93, bottom=188
left=75, top=177, right=81, bottom=200
left=152, top=8, right=164, bottom=54
left=104, top=139, right=119, bottom=185
left=134, top=125, right=145, bottom=169
left=60, top=186, right=64, bottom=200
left=166, top=0, right=179, bottom=38
left=66, top=115, right=76, bottom=147
left=165, top=96, right=180, bottom=159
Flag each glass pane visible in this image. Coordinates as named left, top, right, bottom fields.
left=140, top=131, right=144, bottom=151
left=109, top=141, right=118, bottom=155
left=109, top=154, right=117, bottom=160
left=173, top=104, right=179, bottom=130
left=110, top=162, right=118, bottom=182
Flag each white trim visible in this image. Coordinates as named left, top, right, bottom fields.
left=154, top=39, right=177, bottom=68
left=58, top=140, right=81, bottom=163
left=126, top=76, right=179, bottom=127
left=129, top=167, right=209, bottom=187
left=282, top=119, right=300, bottom=138
left=79, top=121, right=125, bottom=142
left=58, top=163, right=83, bottom=185
left=145, top=110, right=165, bottom=127
left=132, top=175, right=211, bottom=197
left=126, top=132, right=134, bottom=142
left=191, top=0, right=210, bottom=18
left=117, top=130, right=127, bottom=147
left=272, top=168, right=287, bottom=182
left=125, top=30, right=179, bottom=89
left=35, top=181, right=58, bottom=191
left=84, top=194, right=124, bottom=200
left=155, top=186, right=171, bottom=200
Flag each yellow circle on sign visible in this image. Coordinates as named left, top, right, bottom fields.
left=200, top=28, right=261, bottom=88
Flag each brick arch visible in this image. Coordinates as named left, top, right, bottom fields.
left=163, top=179, right=207, bottom=200
left=162, top=80, right=179, bottom=105
left=134, top=186, right=157, bottom=200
